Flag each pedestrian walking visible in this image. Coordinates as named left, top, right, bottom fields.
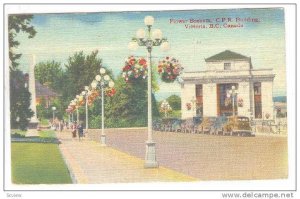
left=60, top=121, right=64, bottom=132
left=72, top=122, right=77, bottom=138
left=77, top=121, right=84, bottom=141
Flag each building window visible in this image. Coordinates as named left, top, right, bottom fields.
left=254, top=82, right=262, bottom=118
left=224, top=63, right=231, bottom=70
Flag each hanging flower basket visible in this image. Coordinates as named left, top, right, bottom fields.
left=122, top=56, right=148, bottom=83
left=105, top=87, right=116, bottom=97
left=157, top=56, right=182, bottom=83
left=265, top=113, right=270, bottom=119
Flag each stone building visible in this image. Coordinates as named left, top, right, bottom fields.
left=181, top=50, right=275, bottom=120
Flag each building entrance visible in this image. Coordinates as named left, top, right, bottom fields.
left=217, top=83, right=238, bottom=116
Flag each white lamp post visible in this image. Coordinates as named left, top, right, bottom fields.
left=227, top=85, right=238, bottom=117
left=82, top=87, right=90, bottom=133
left=129, top=16, right=169, bottom=168
left=73, top=98, right=79, bottom=123
left=91, top=67, right=114, bottom=146
left=161, top=100, right=172, bottom=118
left=52, top=106, right=56, bottom=123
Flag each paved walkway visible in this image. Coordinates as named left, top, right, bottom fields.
left=56, top=131, right=197, bottom=184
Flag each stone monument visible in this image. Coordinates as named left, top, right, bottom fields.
left=28, top=54, right=39, bottom=129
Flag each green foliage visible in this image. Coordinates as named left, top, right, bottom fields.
left=39, top=118, right=50, bottom=126
left=9, top=15, right=37, bottom=70
left=89, top=115, right=101, bottom=129
left=166, top=94, right=181, bottom=110
left=36, top=97, right=51, bottom=121
left=38, top=130, right=56, bottom=138
left=9, top=15, right=36, bottom=130
left=59, top=50, right=112, bottom=119
left=10, top=70, right=34, bottom=131
left=11, top=129, right=27, bottom=138
left=168, top=110, right=181, bottom=118
left=93, top=75, right=159, bottom=128
left=62, top=50, right=105, bottom=101
left=35, top=61, right=63, bottom=92
left=11, top=143, right=72, bottom=184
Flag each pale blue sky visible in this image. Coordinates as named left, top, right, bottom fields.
left=15, top=8, right=286, bottom=99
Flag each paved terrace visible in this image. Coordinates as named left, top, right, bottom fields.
left=87, top=128, right=288, bottom=181
left=56, top=130, right=197, bottom=184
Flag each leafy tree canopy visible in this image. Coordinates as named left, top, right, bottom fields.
left=9, top=15, right=36, bottom=130
left=166, top=94, right=181, bottom=110
left=35, top=61, right=63, bottom=92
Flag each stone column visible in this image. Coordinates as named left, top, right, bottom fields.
left=28, top=54, right=39, bottom=128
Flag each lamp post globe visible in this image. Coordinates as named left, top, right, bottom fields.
left=109, top=81, right=115, bottom=88
left=91, top=81, right=97, bottom=89
left=96, top=75, right=101, bottom=82
left=144, top=16, right=154, bottom=26
left=161, top=41, right=170, bottom=51
left=52, top=106, right=56, bottom=127
left=152, top=29, right=162, bottom=40
left=136, top=29, right=146, bottom=39
left=104, top=75, right=110, bottom=81
left=128, top=41, right=138, bottom=50
left=100, top=68, right=106, bottom=75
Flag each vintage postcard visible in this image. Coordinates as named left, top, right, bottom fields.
left=3, top=3, right=296, bottom=195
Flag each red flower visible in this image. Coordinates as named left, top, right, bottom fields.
left=129, top=59, right=135, bottom=66
left=139, top=58, right=146, bottom=66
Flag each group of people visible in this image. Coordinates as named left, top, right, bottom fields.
left=51, top=118, right=85, bottom=140
left=70, top=121, right=85, bottom=140
left=51, top=119, right=65, bottom=132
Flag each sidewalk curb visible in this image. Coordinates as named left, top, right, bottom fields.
left=56, top=132, right=89, bottom=184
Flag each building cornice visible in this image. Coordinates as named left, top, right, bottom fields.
left=182, top=74, right=275, bottom=84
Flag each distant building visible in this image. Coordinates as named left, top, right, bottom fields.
left=35, top=81, right=60, bottom=108
left=181, top=50, right=275, bottom=120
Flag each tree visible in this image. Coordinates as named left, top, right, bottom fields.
left=9, top=15, right=37, bottom=130
left=59, top=51, right=114, bottom=122
left=101, top=75, right=159, bottom=128
left=61, top=50, right=108, bottom=103
left=35, top=61, right=63, bottom=92
left=9, top=15, right=37, bottom=70
left=166, top=95, right=181, bottom=110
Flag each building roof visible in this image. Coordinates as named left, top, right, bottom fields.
left=205, top=50, right=250, bottom=62
left=35, top=81, right=60, bottom=97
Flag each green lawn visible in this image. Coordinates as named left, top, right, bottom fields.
left=11, top=143, right=72, bottom=184
left=38, top=130, right=56, bottom=138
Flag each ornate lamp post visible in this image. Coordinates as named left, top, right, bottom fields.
left=227, top=85, right=238, bottom=117
left=128, top=16, right=169, bottom=168
left=75, top=95, right=81, bottom=123
left=160, top=100, right=172, bottom=118
left=52, top=106, right=56, bottom=123
left=82, top=86, right=90, bottom=133
left=91, top=67, right=115, bottom=146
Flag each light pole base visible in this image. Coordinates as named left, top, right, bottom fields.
left=144, top=141, right=158, bottom=168
left=100, top=134, right=106, bottom=146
